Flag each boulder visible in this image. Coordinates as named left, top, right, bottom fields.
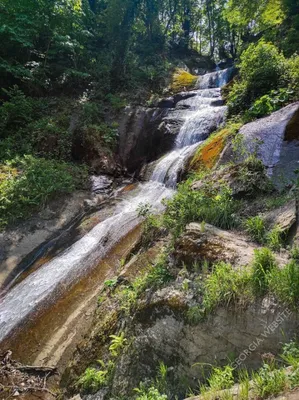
left=191, top=160, right=272, bottom=198
left=118, top=106, right=182, bottom=173
left=174, top=223, right=288, bottom=267
left=220, top=103, right=299, bottom=187
left=263, top=199, right=297, bottom=236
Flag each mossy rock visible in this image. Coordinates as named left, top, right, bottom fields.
left=171, top=69, right=197, bottom=93
left=189, top=128, right=231, bottom=172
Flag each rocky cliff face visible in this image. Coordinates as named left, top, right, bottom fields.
left=219, top=103, right=299, bottom=188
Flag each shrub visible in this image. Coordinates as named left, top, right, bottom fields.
left=247, top=88, right=294, bottom=119
left=0, top=86, right=34, bottom=133
left=266, top=225, right=285, bottom=251
left=252, top=363, right=286, bottom=399
left=77, top=367, right=109, bottom=393
left=135, top=386, right=167, bottom=400
left=251, top=248, right=277, bottom=295
left=239, top=41, right=286, bottom=97
left=115, top=257, right=172, bottom=314
left=163, top=180, right=239, bottom=238
left=227, top=41, right=286, bottom=113
left=202, top=262, right=252, bottom=314
left=268, top=260, right=299, bottom=307
left=207, top=366, right=234, bottom=391
left=244, top=216, right=266, bottom=243
left=138, top=203, right=163, bottom=246
left=109, top=332, right=127, bottom=357
left=0, top=155, right=88, bottom=228
left=286, top=54, right=299, bottom=98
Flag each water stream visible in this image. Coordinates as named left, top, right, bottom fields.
left=0, top=67, right=232, bottom=349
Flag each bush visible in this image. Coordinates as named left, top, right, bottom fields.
left=245, top=216, right=266, bottom=243
left=0, top=155, right=88, bottom=228
left=207, top=366, right=234, bottom=391
left=77, top=367, right=108, bottom=393
left=203, top=262, right=252, bottom=314
left=239, top=41, right=286, bottom=96
left=253, top=363, right=287, bottom=399
left=227, top=41, right=286, bottom=114
left=286, top=54, right=299, bottom=97
left=268, top=260, right=299, bottom=307
left=135, top=387, right=168, bottom=400
left=251, top=248, right=277, bottom=296
left=163, top=179, right=239, bottom=238
left=266, top=226, right=285, bottom=251
left=247, top=88, right=294, bottom=119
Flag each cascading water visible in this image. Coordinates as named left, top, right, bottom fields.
left=150, top=68, right=231, bottom=188
left=0, top=68, right=232, bottom=346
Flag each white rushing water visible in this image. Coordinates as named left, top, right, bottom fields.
left=150, top=67, right=231, bottom=188
left=0, top=68, right=232, bottom=343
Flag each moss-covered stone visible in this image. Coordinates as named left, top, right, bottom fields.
left=190, top=128, right=231, bottom=172
left=171, top=69, right=197, bottom=93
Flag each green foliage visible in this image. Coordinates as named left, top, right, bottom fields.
left=266, top=226, right=285, bottom=251
left=104, top=278, right=118, bottom=288
left=291, top=245, right=299, bottom=261
left=115, top=257, right=172, bottom=314
left=281, top=341, right=299, bottom=369
left=135, top=362, right=169, bottom=400
left=207, top=366, right=234, bottom=391
left=134, top=385, right=168, bottom=400
left=244, top=216, right=266, bottom=243
left=77, top=366, right=110, bottom=393
left=268, top=260, right=299, bottom=307
left=138, top=203, right=163, bottom=247
left=187, top=305, right=205, bottom=324
left=0, top=155, right=88, bottom=228
left=163, top=179, right=239, bottom=238
left=247, top=88, right=294, bottom=119
left=109, top=332, right=127, bottom=357
left=252, top=363, right=287, bottom=399
left=202, top=262, right=252, bottom=314
left=251, top=248, right=277, bottom=296
left=227, top=41, right=286, bottom=114
left=171, top=69, right=197, bottom=93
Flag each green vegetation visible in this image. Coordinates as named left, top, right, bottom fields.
left=202, top=262, right=253, bottom=315
left=207, top=366, right=234, bottom=391
left=77, top=360, right=115, bottom=394
left=244, top=216, right=266, bottom=244
left=187, top=341, right=299, bottom=399
left=135, top=387, right=168, bottom=400
left=138, top=203, right=164, bottom=247
left=0, top=155, right=88, bottom=228
left=227, top=41, right=299, bottom=117
left=109, top=333, right=127, bottom=357
left=77, top=367, right=109, bottom=393
left=251, top=248, right=277, bottom=296
left=135, top=362, right=169, bottom=400
left=164, top=178, right=239, bottom=238
left=114, top=255, right=173, bottom=314
left=268, top=260, right=299, bottom=307
left=171, top=69, right=197, bottom=93
left=252, top=363, right=287, bottom=399
left=185, top=247, right=299, bottom=321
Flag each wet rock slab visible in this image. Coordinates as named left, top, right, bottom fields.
left=220, top=102, right=299, bottom=187
left=175, top=223, right=288, bottom=267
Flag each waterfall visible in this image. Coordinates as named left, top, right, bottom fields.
left=0, top=68, right=232, bottom=345
left=150, top=69, right=229, bottom=188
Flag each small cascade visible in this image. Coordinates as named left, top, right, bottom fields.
left=0, top=67, right=232, bottom=347
left=195, top=67, right=234, bottom=89
left=150, top=68, right=231, bottom=188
